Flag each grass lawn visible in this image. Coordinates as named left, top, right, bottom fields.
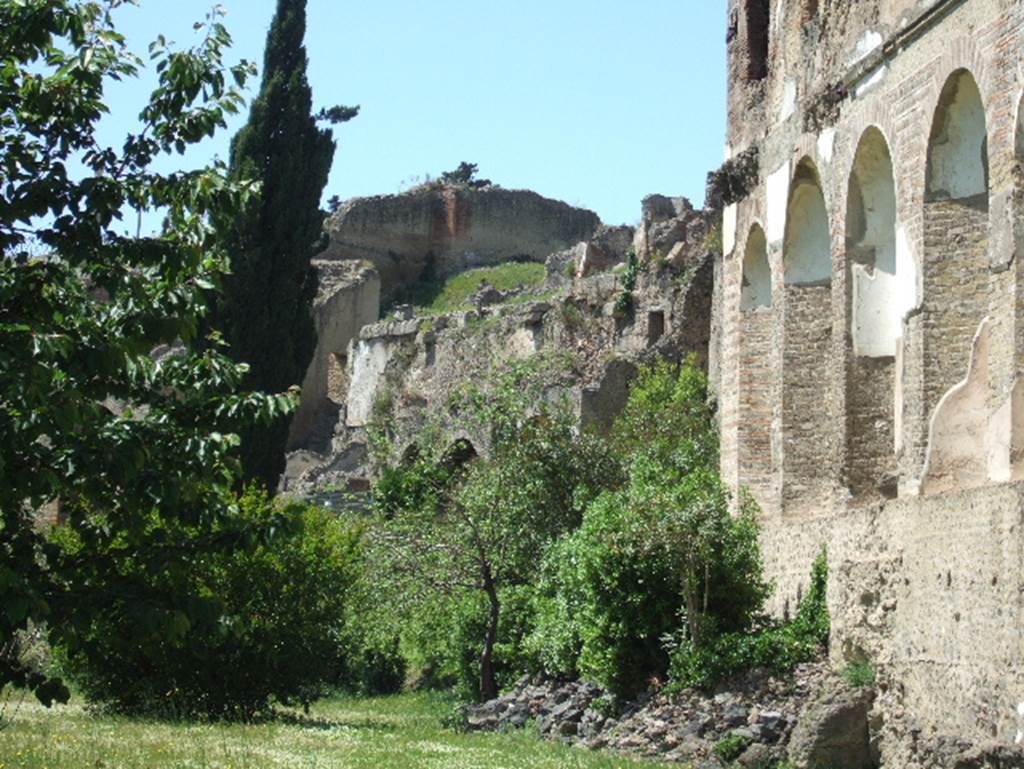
left=413, top=262, right=548, bottom=315
left=0, top=691, right=678, bottom=769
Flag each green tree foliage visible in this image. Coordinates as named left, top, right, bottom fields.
left=439, top=161, right=491, bottom=189
left=56, top=489, right=363, bottom=719
left=0, top=0, right=292, bottom=706
left=372, top=358, right=620, bottom=700
left=212, top=0, right=357, bottom=489
left=529, top=360, right=769, bottom=696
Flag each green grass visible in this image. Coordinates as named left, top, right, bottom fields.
left=0, top=691, right=678, bottom=769
left=414, top=262, right=547, bottom=316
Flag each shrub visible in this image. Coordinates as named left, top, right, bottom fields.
left=715, top=732, right=753, bottom=762
left=843, top=661, right=876, bottom=688
left=668, top=548, right=829, bottom=690
left=561, top=302, right=584, bottom=330
left=530, top=360, right=768, bottom=697
left=56, top=490, right=363, bottom=720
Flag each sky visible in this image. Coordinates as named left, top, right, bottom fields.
left=104, top=1, right=728, bottom=227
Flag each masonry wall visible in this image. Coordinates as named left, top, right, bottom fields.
left=781, top=285, right=834, bottom=514
left=717, top=0, right=1024, bottom=762
left=921, top=195, right=990, bottom=420
left=738, top=309, right=774, bottom=498
left=845, top=355, right=896, bottom=500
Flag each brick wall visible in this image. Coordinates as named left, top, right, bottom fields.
left=782, top=285, right=834, bottom=513
left=738, top=308, right=774, bottom=498
left=845, top=354, right=897, bottom=500
left=921, top=195, right=990, bottom=420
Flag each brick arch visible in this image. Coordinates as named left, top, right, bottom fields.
left=844, top=126, right=902, bottom=502
left=916, top=66, right=992, bottom=494
left=738, top=222, right=775, bottom=509
left=781, top=157, right=836, bottom=515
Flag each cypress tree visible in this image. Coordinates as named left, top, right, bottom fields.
left=216, top=0, right=357, bottom=489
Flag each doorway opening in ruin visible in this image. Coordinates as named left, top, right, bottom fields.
left=441, top=438, right=478, bottom=475
left=739, top=224, right=774, bottom=504
left=845, top=127, right=900, bottom=501
left=919, top=69, right=990, bottom=489
left=744, top=0, right=770, bottom=81
left=782, top=160, right=833, bottom=514
left=326, top=353, right=349, bottom=404
left=647, top=310, right=665, bottom=345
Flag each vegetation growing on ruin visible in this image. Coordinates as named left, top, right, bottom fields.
left=667, top=547, right=829, bottom=690
left=349, top=357, right=829, bottom=704
left=412, top=262, right=548, bottom=315
left=706, top=145, right=760, bottom=206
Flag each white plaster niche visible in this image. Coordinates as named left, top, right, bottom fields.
left=847, top=127, right=900, bottom=358
left=741, top=225, right=771, bottom=310
left=766, top=161, right=791, bottom=245
left=926, top=70, right=988, bottom=202
left=783, top=163, right=831, bottom=286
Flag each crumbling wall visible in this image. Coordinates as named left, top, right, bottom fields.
left=321, top=187, right=601, bottom=304
left=288, top=261, right=380, bottom=451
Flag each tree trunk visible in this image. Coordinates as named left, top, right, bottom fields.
left=479, top=568, right=501, bottom=701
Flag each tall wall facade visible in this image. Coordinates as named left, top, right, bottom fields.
left=718, top=0, right=1024, bottom=762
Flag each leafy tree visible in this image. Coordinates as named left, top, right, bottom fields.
left=0, top=0, right=290, bottom=706
left=373, top=358, right=619, bottom=700
left=213, top=0, right=358, bottom=489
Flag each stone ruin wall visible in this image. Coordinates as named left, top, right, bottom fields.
left=320, top=186, right=602, bottom=305
left=285, top=189, right=716, bottom=502
left=719, top=0, right=1024, bottom=763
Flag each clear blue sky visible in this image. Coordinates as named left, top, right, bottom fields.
left=107, top=1, right=727, bottom=226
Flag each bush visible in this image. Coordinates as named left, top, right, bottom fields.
left=56, top=490, right=363, bottom=720
left=668, top=549, right=829, bottom=690
left=529, top=361, right=768, bottom=697
left=843, top=661, right=875, bottom=688
left=715, top=732, right=752, bottom=762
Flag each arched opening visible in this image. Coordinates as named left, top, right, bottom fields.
left=782, top=160, right=833, bottom=513
left=738, top=224, right=773, bottom=502
left=441, top=438, right=478, bottom=475
left=918, top=69, right=990, bottom=490
left=400, top=443, right=421, bottom=465
left=744, top=0, right=770, bottom=81
left=741, top=225, right=771, bottom=310
left=845, top=127, right=900, bottom=500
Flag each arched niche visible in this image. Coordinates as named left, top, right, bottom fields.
left=738, top=224, right=774, bottom=502
left=781, top=160, right=834, bottom=514
left=845, top=128, right=900, bottom=500
left=441, top=438, right=478, bottom=475
left=918, top=69, right=990, bottom=491
left=741, top=224, right=771, bottom=310
left=926, top=71, right=988, bottom=202
left=784, top=163, right=832, bottom=287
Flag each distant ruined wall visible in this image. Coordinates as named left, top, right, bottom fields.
left=321, top=187, right=601, bottom=304
left=288, top=261, right=380, bottom=452
left=285, top=257, right=715, bottom=496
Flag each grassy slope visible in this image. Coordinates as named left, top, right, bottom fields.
left=414, top=262, right=548, bottom=315
left=0, top=691, right=678, bottom=769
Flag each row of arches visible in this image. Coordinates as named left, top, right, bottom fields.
left=737, top=68, right=995, bottom=511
